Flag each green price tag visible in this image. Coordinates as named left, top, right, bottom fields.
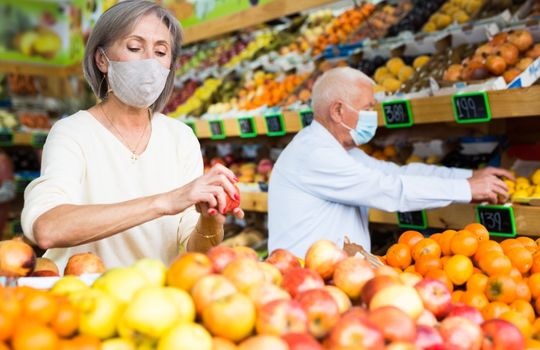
left=476, top=205, right=516, bottom=237
left=238, top=117, right=257, bottom=138
left=31, top=132, right=48, bottom=148
left=452, top=92, right=492, bottom=124
left=208, top=120, right=226, bottom=140
left=0, top=131, right=13, bottom=146
left=397, top=210, right=427, bottom=230
left=382, top=100, right=413, bottom=128
left=265, top=113, right=286, bottom=137
left=185, top=121, right=197, bottom=137
left=299, top=109, right=314, bottom=128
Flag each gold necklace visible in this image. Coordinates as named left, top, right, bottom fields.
left=101, top=104, right=151, bottom=162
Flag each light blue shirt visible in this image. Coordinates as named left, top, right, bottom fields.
left=268, top=121, right=472, bottom=258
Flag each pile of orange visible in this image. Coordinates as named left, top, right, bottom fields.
left=238, top=73, right=308, bottom=111
left=0, top=286, right=100, bottom=350
left=384, top=223, right=540, bottom=343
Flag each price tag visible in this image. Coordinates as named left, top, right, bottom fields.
left=476, top=205, right=516, bottom=237
left=382, top=100, right=413, bottom=128
left=184, top=121, right=197, bottom=137
left=31, top=132, right=48, bottom=148
left=452, top=92, right=492, bottom=123
left=237, top=117, right=257, bottom=138
left=0, top=131, right=13, bottom=146
left=397, top=210, right=427, bottom=230
left=208, top=120, right=226, bottom=140
left=299, top=109, right=314, bottom=128
left=265, top=113, right=286, bottom=136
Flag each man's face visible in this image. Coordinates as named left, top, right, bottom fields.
left=339, top=82, right=376, bottom=149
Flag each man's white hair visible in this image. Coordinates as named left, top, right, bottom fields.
left=311, top=66, right=374, bottom=119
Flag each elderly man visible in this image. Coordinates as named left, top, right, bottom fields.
left=268, top=67, right=513, bottom=257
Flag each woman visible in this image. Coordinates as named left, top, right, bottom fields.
left=22, top=0, right=243, bottom=271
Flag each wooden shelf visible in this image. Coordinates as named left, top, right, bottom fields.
left=0, top=62, right=82, bottom=78
left=0, top=131, right=47, bottom=148
left=188, top=85, right=540, bottom=140
left=240, top=191, right=540, bottom=237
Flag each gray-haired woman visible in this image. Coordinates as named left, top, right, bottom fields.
left=21, top=0, right=243, bottom=272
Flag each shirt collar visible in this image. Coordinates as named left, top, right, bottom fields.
left=309, top=119, right=346, bottom=150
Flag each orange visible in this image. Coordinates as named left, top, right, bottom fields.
left=450, top=230, right=478, bottom=257
left=461, top=290, right=489, bottom=310
left=50, top=301, right=79, bottom=338
left=479, top=251, right=512, bottom=276
left=412, top=238, right=441, bottom=262
left=528, top=273, right=540, bottom=299
left=430, top=233, right=442, bottom=245
left=0, top=288, right=22, bottom=320
left=71, top=335, right=101, bottom=350
left=466, top=273, right=488, bottom=292
left=415, top=256, right=442, bottom=276
left=482, top=301, right=510, bottom=320
left=500, top=239, right=523, bottom=254
left=58, top=339, right=78, bottom=350
left=21, top=290, right=58, bottom=324
left=440, top=256, right=450, bottom=266
left=12, top=322, right=59, bottom=350
left=398, top=231, right=424, bottom=250
left=514, top=280, right=531, bottom=302
left=535, top=297, right=540, bottom=317
left=510, top=300, right=535, bottom=324
left=516, top=236, right=537, bottom=252
left=526, top=338, right=540, bottom=349
left=464, top=223, right=490, bottom=242
left=440, top=230, right=458, bottom=256
left=444, top=255, right=473, bottom=286
left=531, top=256, right=540, bottom=274
left=532, top=318, right=540, bottom=339
left=386, top=243, right=412, bottom=270
left=404, top=265, right=416, bottom=273
left=485, top=275, right=516, bottom=304
left=425, top=268, right=454, bottom=292
left=0, top=312, right=14, bottom=342
left=474, top=240, right=503, bottom=265
left=509, top=267, right=523, bottom=282
left=499, top=310, right=532, bottom=337
left=451, top=290, right=464, bottom=303
left=507, top=246, right=534, bottom=274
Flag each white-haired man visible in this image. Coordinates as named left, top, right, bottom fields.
left=268, top=67, right=513, bottom=257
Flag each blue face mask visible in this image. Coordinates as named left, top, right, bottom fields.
left=340, top=106, right=378, bottom=146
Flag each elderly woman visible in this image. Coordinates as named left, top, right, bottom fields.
left=22, top=1, right=242, bottom=271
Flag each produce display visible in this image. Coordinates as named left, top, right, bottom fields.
left=509, top=169, right=540, bottom=202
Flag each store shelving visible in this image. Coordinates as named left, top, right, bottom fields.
left=0, top=62, right=82, bottom=78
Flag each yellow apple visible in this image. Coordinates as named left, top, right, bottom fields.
left=93, top=267, right=148, bottom=303
left=133, top=258, right=167, bottom=287
left=158, top=322, right=212, bottom=350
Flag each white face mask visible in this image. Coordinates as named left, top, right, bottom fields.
left=340, top=104, right=378, bottom=146
left=101, top=48, right=170, bottom=109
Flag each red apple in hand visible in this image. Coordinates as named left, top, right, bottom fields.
left=447, top=304, right=484, bottom=325
left=481, top=319, right=524, bottom=350
left=414, top=278, right=452, bottom=319
left=325, top=312, right=384, bottom=350
left=368, top=306, right=416, bottom=343
left=281, top=268, right=324, bottom=298
left=255, top=299, right=308, bottom=336
left=305, top=240, right=347, bottom=280
left=415, top=325, right=443, bottom=349
left=295, top=288, right=340, bottom=339
left=224, top=184, right=241, bottom=213
left=266, top=249, right=301, bottom=275
left=207, top=246, right=238, bottom=273
left=333, top=256, right=375, bottom=300
left=439, top=316, right=482, bottom=350
left=282, top=333, right=322, bottom=350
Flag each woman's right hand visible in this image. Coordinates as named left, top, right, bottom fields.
left=159, top=163, right=239, bottom=216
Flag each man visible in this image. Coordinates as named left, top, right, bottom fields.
left=268, top=67, right=513, bottom=258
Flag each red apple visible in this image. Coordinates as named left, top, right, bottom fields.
left=414, top=278, right=452, bottom=319
left=167, top=252, right=214, bottom=291
left=439, top=316, right=482, bottom=350
left=481, top=319, right=524, bottom=350
left=361, top=275, right=401, bottom=305
left=369, top=284, right=424, bottom=320
left=416, top=309, right=438, bottom=327
left=368, top=306, right=416, bottom=343
left=239, top=335, right=288, bottom=350
left=281, top=268, right=324, bottom=298
left=386, top=342, right=420, bottom=350
left=415, top=325, right=443, bottom=349
left=255, top=299, right=308, bottom=336
left=224, top=184, right=241, bottom=213
left=259, top=262, right=282, bottom=285
left=295, top=288, right=340, bottom=339
left=33, top=257, right=59, bottom=276
left=305, top=240, right=347, bottom=280
left=266, top=249, right=301, bottom=275
left=447, top=304, right=484, bottom=325
left=246, top=282, right=290, bottom=311
left=191, top=274, right=237, bottom=314
left=325, top=312, right=384, bottom=350
left=342, top=306, right=369, bottom=320
left=282, top=332, right=322, bottom=350
left=222, top=257, right=265, bottom=293
left=333, top=256, right=374, bottom=300
left=64, top=252, right=105, bottom=276
left=324, top=285, right=352, bottom=314
left=207, top=246, right=238, bottom=273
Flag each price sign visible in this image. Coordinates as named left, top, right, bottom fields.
left=397, top=210, right=427, bottom=230
left=299, top=109, right=314, bottom=128
left=476, top=205, right=516, bottom=237
left=0, top=131, right=13, bottom=146
left=31, top=132, right=48, bottom=148
left=208, top=120, right=226, bottom=140
left=237, top=117, right=257, bottom=138
left=184, top=121, right=197, bottom=137
left=265, top=113, right=286, bottom=136
left=382, top=100, right=413, bottom=128
left=452, top=92, right=492, bottom=123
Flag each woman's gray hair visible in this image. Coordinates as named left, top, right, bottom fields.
left=83, top=0, right=183, bottom=113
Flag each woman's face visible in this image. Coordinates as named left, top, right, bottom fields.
left=100, top=13, right=172, bottom=71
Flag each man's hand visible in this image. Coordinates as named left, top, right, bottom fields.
left=472, top=167, right=515, bottom=181
left=468, top=171, right=510, bottom=204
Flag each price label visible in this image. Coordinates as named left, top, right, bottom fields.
left=476, top=205, right=516, bottom=237
left=397, top=210, right=427, bottom=230
left=185, top=121, right=197, bottom=136
left=0, top=131, right=13, bottom=146
left=382, top=100, right=413, bottom=128
left=299, top=109, right=314, bottom=128
left=238, top=117, right=257, bottom=138
left=265, top=113, right=286, bottom=136
left=452, top=92, right=492, bottom=123
left=208, top=120, right=226, bottom=140
left=31, top=132, right=48, bottom=148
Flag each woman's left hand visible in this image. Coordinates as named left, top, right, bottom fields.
left=196, top=203, right=244, bottom=224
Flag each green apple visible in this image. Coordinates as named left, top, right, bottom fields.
left=133, top=258, right=167, bottom=287
left=69, top=289, right=122, bottom=339
left=94, top=267, right=147, bottom=303
left=157, top=323, right=212, bottom=350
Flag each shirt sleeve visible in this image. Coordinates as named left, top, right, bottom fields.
left=348, top=148, right=473, bottom=179
left=176, top=127, right=204, bottom=249
left=21, top=121, right=85, bottom=243
left=298, top=146, right=471, bottom=213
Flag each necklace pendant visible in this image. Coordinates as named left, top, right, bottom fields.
left=131, top=153, right=138, bottom=162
